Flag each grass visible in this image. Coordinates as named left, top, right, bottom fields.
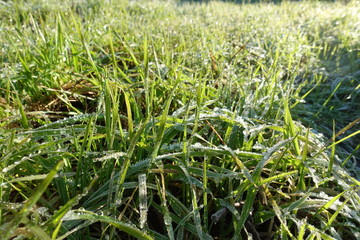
left=0, top=0, right=359, bottom=239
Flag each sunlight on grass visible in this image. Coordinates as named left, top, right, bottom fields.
left=0, top=0, right=359, bottom=239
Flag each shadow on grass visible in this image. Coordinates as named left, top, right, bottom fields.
left=295, top=45, right=360, bottom=174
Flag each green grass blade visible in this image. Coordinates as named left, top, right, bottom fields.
left=259, top=170, right=297, bottom=185
left=150, top=82, right=179, bottom=168
left=328, top=120, right=336, bottom=176
left=122, top=88, right=134, bottom=135
left=283, top=99, right=300, bottom=156
left=236, top=186, right=256, bottom=235
left=115, top=120, right=148, bottom=206
left=323, top=194, right=352, bottom=231
left=142, top=37, right=150, bottom=118
left=316, top=190, right=347, bottom=216
left=327, top=129, right=360, bottom=149
left=297, top=219, right=306, bottom=240
left=45, top=175, right=98, bottom=230
left=203, top=155, right=209, bottom=230
left=1, top=160, right=63, bottom=239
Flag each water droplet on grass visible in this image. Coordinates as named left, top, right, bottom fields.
left=164, top=215, right=172, bottom=225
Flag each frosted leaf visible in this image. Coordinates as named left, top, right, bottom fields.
left=138, top=174, right=148, bottom=229
left=95, top=152, right=126, bottom=162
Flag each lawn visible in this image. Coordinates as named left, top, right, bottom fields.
left=0, top=0, right=359, bottom=239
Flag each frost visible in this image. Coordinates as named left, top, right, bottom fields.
left=94, top=152, right=126, bottom=162
left=138, top=174, right=148, bottom=229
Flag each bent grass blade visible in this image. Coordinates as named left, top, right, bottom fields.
left=1, top=161, right=63, bottom=240
left=63, top=210, right=153, bottom=240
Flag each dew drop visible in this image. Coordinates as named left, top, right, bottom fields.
left=163, top=215, right=172, bottom=226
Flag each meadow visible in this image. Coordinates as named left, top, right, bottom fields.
left=0, top=0, right=359, bottom=239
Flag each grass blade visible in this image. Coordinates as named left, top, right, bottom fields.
left=1, top=161, right=63, bottom=239
left=138, top=174, right=148, bottom=230
left=64, top=211, right=153, bottom=240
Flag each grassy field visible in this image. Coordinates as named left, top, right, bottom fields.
left=0, top=0, right=359, bottom=239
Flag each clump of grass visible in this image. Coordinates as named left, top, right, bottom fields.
left=0, top=0, right=359, bottom=239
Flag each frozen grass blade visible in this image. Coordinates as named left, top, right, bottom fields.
left=259, top=170, right=297, bottom=185
left=253, top=138, right=292, bottom=184
left=64, top=210, right=153, bottom=240
left=156, top=176, right=175, bottom=240
left=23, top=222, right=52, bottom=240
left=138, top=174, right=148, bottom=230
left=172, top=159, right=205, bottom=239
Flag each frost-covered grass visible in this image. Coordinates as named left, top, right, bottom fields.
left=0, top=0, right=359, bottom=239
